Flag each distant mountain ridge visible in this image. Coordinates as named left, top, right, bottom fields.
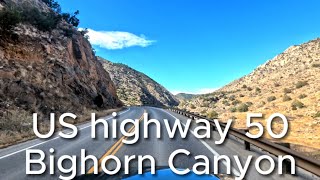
left=175, top=93, right=197, bottom=101
left=99, top=57, right=179, bottom=107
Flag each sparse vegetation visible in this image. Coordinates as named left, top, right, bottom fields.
left=267, top=96, right=276, bottom=102
left=232, top=99, right=241, bottom=105
left=291, top=100, right=305, bottom=109
left=230, top=107, right=237, bottom=112
left=283, top=94, right=292, bottom=102
left=313, top=111, right=320, bottom=118
left=283, top=88, right=292, bottom=94
left=190, top=104, right=196, bottom=109
left=0, top=0, right=80, bottom=35
left=237, top=103, right=249, bottom=112
left=299, top=94, right=307, bottom=99
left=0, top=8, right=21, bottom=36
left=274, top=82, right=280, bottom=87
left=255, top=87, right=261, bottom=93
left=207, top=110, right=218, bottom=119
left=247, top=87, right=253, bottom=91
left=295, top=81, right=308, bottom=89
left=312, top=63, right=320, bottom=68
left=242, top=84, right=247, bottom=89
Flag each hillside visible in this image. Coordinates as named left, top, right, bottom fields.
left=175, top=93, right=197, bottom=101
left=179, top=38, right=320, bottom=153
left=99, top=57, right=179, bottom=107
left=0, top=0, right=122, bottom=146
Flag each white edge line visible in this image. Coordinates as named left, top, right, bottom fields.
left=0, top=108, right=131, bottom=160
left=158, top=108, right=241, bottom=177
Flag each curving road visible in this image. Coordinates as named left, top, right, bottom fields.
left=0, top=106, right=313, bottom=179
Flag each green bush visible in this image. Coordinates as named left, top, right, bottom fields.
left=295, top=81, right=308, bottom=89
left=283, top=95, right=292, bottom=102
left=283, top=88, right=292, bottom=94
left=298, top=94, right=307, bottom=99
left=222, top=100, right=230, bottom=106
left=291, top=100, right=304, bottom=109
left=246, top=102, right=253, bottom=106
left=190, top=104, right=196, bottom=109
left=232, top=99, right=241, bottom=105
left=230, top=107, right=237, bottom=112
left=312, top=63, right=320, bottom=68
left=0, top=8, right=21, bottom=35
left=207, top=110, right=218, bottom=119
left=255, top=87, right=261, bottom=93
left=237, top=103, right=249, bottom=112
left=229, top=95, right=236, bottom=101
left=267, top=96, right=276, bottom=102
left=22, top=8, right=60, bottom=32
left=313, top=111, right=320, bottom=118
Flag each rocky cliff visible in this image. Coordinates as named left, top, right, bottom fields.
left=99, top=57, right=179, bottom=107
left=0, top=0, right=122, bottom=122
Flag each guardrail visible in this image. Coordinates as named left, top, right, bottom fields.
left=167, top=108, right=320, bottom=177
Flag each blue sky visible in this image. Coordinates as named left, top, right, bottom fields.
left=58, top=0, right=320, bottom=94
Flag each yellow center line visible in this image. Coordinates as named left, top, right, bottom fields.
left=87, top=110, right=146, bottom=174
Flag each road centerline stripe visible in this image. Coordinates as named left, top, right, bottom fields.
left=87, top=109, right=145, bottom=174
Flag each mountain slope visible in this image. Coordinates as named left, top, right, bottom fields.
left=175, top=93, right=197, bottom=101
left=179, top=38, right=320, bottom=151
left=0, top=0, right=122, bottom=146
left=99, top=57, right=179, bottom=107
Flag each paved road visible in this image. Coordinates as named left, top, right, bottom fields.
left=0, top=106, right=313, bottom=179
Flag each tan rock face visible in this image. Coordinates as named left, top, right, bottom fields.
left=0, top=23, right=122, bottom=118
left=99, top=57, right=179, bottom=107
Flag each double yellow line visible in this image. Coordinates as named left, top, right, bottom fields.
left=87, top=110, right=145, bottom=174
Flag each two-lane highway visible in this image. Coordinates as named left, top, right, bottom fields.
left=0, top=106, right=311, bottom=179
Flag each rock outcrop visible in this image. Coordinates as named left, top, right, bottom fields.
left=0, top=0, right=122, bottom=120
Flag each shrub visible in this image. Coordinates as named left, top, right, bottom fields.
left=190, top=104, right=196, bottom=109
left=283, top=88, right=292, bottom=94
left=298, top=94, right=307, bottom=99
left=222, top=100, right=230, bottom=106
left=242, top=85, right=247, bottom=89
left=229, top=95, right=236, bottom=101
left=237, top=103, right=249, bottom=112
left=246, top=102, right=253, bottom=106
left=312, top=63, right=320, bottom=68
left=61, top=10, right=80, bottom=27
left=255, top=87, right=261, bottom=93
left=295, top=81, right=308, bottom=88
left=22, top=8, right=60, bottom=32
left=232, top=99, right=241, bottom=105
left=239, top=94, right=245, bottom=97
left=207, top=110, right=218, bottom=119
left=247, top=87, right=253, bottom=91
left=291, top=100, right=304, bottom=109
left=274, top=83, right=280, bottom=87
left=230, top=107, right=237, bottom=112
left=283, top=95, right=292, bottom=102
left=313, top=111, right=320, bottom=118
left=267, top=96, right=276, bottom=102
left=0, top=8, right=21, bottom=35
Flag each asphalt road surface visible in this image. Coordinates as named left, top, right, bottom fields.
left=0, top=106, right=315, bottom=180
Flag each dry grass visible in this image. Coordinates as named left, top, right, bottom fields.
left=0, top=107, right=123, bottom=149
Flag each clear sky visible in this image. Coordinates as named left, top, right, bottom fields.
left=58, top=0, right=320, bottom=94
